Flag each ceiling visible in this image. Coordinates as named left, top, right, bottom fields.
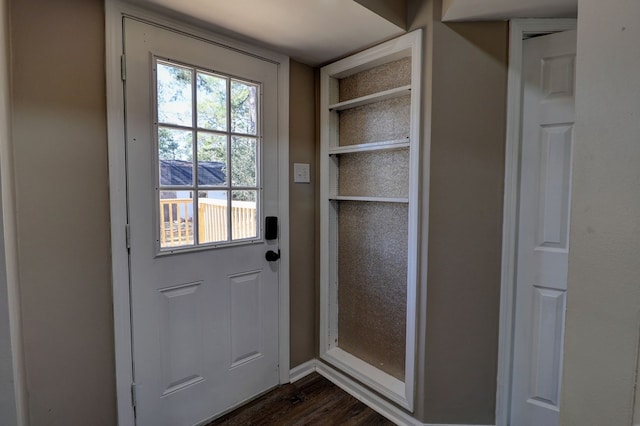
left=442, top=0, right=577, bottom=21
left=131, top=0, right=405, bottom=66
left=128, top=0, right=577, bottom=64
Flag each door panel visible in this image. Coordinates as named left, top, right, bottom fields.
left=124, top=18, right=280, bottom=426
left=510, top=30, right=576, bottom=426
left=229, top=271, right=263, bottom=366
left=530, top=287, right=565, bottom=406
left=158, top=281, right=206, bottom=396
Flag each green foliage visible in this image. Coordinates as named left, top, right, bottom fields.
left=157, top=63, right=259, bottom=201
left=230, top=137, right=256, bottom=187
left=158, top=127, right=192, bottom=161
left=197, top=73, right=227, bottom=131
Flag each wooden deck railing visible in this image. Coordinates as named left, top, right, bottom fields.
left=160, top=198, right=194, bottom=247
left=160, top=198, right=257, bottom=247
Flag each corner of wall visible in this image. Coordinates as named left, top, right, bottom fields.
left=354, top=0, right=408, bottom=30
left=406, top=0, right=435, bottom=423
left=409, top=1, right=508, bottom=423
left=288, top=60, right=319, bottom=368
left=0, top=0, right=27, bottom=423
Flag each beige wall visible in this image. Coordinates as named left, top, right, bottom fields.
left=561, top=1, right=640, bottom=424
left=409, top=0, right=508, bottom=423
left=289, top=60, right=317, bottom=367
left=10, top=0, right=116, bottom=424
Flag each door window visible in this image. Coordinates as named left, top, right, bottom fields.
left=155, top=59, right=261, bottom=250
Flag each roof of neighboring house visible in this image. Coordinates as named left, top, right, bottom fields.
left=160, top=159, right=226, bottom=186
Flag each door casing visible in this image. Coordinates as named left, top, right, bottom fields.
left=105, top=2, right=290, bottom=425
left=495, top=18, right=576, bottom=426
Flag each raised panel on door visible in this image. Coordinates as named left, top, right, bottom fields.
left=158, top=281, right=206, bottom=396
left=229, top=271, right=263, bottom=367
left=530, top=287, right=565, bottom=407
left=537, top=125, right=573, bottom=249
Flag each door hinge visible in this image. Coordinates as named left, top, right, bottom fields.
left=121, top=54, right=126, bottom=81
left=125, top=224, right=131, bottom=249
left=131, top=383, right=137, bottom=407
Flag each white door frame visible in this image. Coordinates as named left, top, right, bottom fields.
left=105, top=2, right=290, bottom=425
left=495, top=18, right=576, bottom=426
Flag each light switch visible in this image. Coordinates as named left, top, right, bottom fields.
left=293, top=163, right=310, bottom=183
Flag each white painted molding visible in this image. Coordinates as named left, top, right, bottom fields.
left=105, top=2, right=290, bottom=425
left=316, top=361, right=494, bottom=426
left=319, top=29, right=422, bottom=412
left=276, top=55, right=291, bottom=388
left=321, top=348, right=407, bottom=408
left=317, top=360, right=419, bottom=425
left=105, top=3, right=134, bottom=426
left=0, top=0, right=28, bottom=424
left=289, top=359, right=317, bottom=383
left=290, top=358, right=494, bottom=426
left=495, top=18, right=576, bottom=426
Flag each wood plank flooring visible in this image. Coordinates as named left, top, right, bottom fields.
left=205, top=373, right=395, bottom=425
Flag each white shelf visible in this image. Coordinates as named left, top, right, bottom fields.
left=320, top=30, right=422, bottom=413
left=328, top=85, right=411, bottom=111
left=329, top=196, right=409, bottom=203
left=328, top=139, right=410, bottom=155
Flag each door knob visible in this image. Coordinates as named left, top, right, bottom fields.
left=265, top=250, right=280, bottom=262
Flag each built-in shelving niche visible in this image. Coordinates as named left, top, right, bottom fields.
left=319, top=30, right=422, bottom=411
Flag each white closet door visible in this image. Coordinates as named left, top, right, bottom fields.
left=510, top=30, right=576, bottom=426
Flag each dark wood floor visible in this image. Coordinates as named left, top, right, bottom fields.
left=205, top=373, right=395, bottom=425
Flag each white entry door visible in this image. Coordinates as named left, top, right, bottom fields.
left=510, top=30, right=576, bottom=426
left=124, top=18, right=281, bottom=426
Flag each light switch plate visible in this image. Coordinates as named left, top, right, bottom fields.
left=293, top=163, right=311, bottom=183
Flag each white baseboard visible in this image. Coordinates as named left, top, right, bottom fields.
left=290, top=358, right=494, bottom=426
left=315, top=360, right=422, bottom=425
left=288, top=359, right=317, bottom=383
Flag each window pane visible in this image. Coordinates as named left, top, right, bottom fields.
left=197, top=133, right=227, bottom=186
left=197, top=191, right=228, bottom=244
left=159, top=191, right=194, bottom=249
left=157, top=62, right=193, bottom=127
left=231, top=191, right=257, bottom=240
left=159, top=128, right=193, bottom=186
left=230, top=80, right=257, bottom=135
left=231, top=136, right=257, bottom=187
left=197, top=72, right=227, bottom=131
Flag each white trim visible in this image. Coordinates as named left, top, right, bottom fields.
left=328, top=85, right=411, bottom=111
left=105, top=2, right=290, bottom=425
left=0, top=0, right=27, bottom=422
left=321, top=347, right=406, bottom=407
left=316, top=361, right=493, bottom=426
left=290, top=359, right=493, bottom=426
left=277, top=55, right=291, bottom=386
left=496, top=18, right=577, bottom=426
left=105, top=4, right=134, bottom=426
left=317, top=361, right=420, bottom=426
left=289, top=359, right=317, bottom=383
left=319, top=29, right=422, bottom=413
